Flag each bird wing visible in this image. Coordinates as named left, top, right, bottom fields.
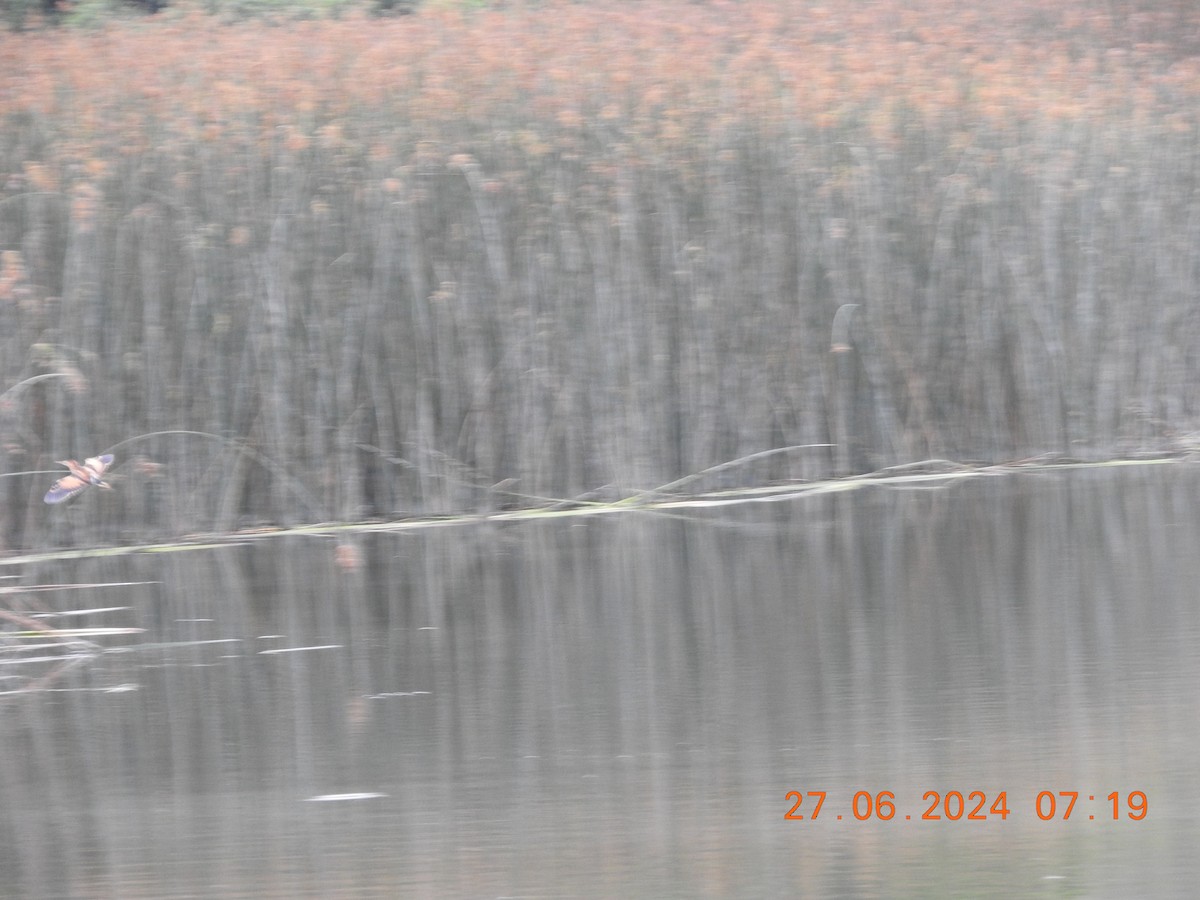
left=44, top=474, right=90, bottom=504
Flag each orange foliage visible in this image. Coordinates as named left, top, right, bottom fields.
left=0, top=250, right=26, bottom=302
left=0, top=1, right=1195, bottom=187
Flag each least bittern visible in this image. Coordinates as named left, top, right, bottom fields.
left=44, top=454, right=114, bottom=504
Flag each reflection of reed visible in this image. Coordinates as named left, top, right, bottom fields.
left=0, top=603, right=98, bottom=695
left=0, top=469, right=1197, bottom=894
left=0, top=582, right=150, bottom=695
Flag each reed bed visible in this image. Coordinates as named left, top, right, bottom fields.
left=1, top=0, right=1199, bottom=549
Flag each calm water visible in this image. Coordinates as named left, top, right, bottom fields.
left=2, top=464, right=1198, bottom=898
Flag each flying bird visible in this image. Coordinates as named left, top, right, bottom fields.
left=44, top=454, right=114, bottom=504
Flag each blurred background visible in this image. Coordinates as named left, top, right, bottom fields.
left=1, top=2, right=1198, bottom=896
left=2, top=0, right=1199, bottom=550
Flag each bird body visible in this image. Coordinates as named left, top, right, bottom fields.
left=44, top=454, right=114, bottom=504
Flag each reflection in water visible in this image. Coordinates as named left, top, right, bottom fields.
left=1, top=465, right=1197, bottom=897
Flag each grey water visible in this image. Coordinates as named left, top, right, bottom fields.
left=2, top=464, right=1197, bottom=898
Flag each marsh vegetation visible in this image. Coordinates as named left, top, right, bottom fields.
left=2, top=1, right=1199, bottom=551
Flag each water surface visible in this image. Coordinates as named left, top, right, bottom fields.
left=2, top=464, right=1196, bottom=897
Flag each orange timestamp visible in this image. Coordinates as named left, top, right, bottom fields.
left=784, top=790, right=1148, bottom=822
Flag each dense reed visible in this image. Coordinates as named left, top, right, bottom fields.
left=1, top=1, right=1199, bottom=548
